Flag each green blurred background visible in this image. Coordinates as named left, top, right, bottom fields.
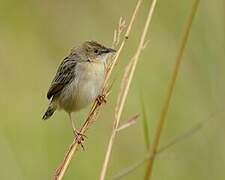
left=0, top=0, right=224, bottom=179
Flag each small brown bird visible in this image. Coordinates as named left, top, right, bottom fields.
left=42, top=41, right=116, bottom=134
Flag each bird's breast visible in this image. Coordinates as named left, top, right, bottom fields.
left=69, top=62, right=105, bottom=111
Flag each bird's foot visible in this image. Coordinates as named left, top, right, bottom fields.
left=96, top=94, right=107, bottom=105
left=73, top=130, right=87, bottom=150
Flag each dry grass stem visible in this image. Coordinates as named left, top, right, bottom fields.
left=53, top=0, right=143, bottom=179
left=103, top=0, right=143, bottom=87
left=114, top=104, right=222, bottom=180
left=99, top=0, right=157, bottom=179
left=116, top=114, right=139, bottom=132
left=144, top=0, right=200, bottom=179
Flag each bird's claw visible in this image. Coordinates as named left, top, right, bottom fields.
left=96, top=95, right=107, bottom=105
left=73, top=130, right=87, bottom=150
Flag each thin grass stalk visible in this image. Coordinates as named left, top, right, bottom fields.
left=114, top=103, right=222, bottom=180
left=140, top=93, right=150, bottom=150
left=116, top=114, right=139, bottom=132
left=144, top=0, right=200, bottom=179
left=103, top=0, right=143, bottom=87
left=53, top=0, right=143, bottom=179
left=99, top=0, right=157, bottom=180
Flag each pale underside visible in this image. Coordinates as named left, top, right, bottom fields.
left=57, top=61, right=105, bottom=113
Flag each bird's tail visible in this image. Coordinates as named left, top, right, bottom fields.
left=42, top=101, right=57, bottom=120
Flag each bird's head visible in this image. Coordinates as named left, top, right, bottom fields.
left=78, top=41, right=116, bottom=63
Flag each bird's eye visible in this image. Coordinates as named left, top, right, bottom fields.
left=94, top=49, right=99, bottom=54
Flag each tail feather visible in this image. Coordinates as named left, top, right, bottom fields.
left=42, top=103, right=57, bottom=120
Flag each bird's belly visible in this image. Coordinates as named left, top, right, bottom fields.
left=59, top=62, right=105, bottom=112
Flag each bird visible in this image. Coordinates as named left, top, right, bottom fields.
left=42, top=41, right=116, bottom=135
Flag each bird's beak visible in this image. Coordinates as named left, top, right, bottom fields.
left=101, top=48, right=116, bottom=54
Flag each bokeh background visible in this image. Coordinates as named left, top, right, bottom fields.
left=0, top=0, right=225, bottom=179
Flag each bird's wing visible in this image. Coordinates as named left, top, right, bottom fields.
left=47, top=58, right=77, bottom=99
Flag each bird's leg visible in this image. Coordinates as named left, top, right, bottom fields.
left=68, top=113, right=87, bottom=149
left=68, top=113, right=76, bottom=134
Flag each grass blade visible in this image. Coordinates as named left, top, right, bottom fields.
left=140, top=92, right=150, bottom=150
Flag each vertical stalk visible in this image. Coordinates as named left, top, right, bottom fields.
left=99, top=0, right=157, bottom=179
left=144, top=0, right=200, bottom=179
